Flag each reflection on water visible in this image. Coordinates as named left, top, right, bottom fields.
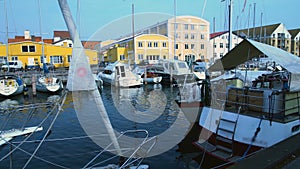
left=0, top=85, right=203, bottom=168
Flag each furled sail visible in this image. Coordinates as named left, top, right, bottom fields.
left=58, top=0, right=96, bottom=91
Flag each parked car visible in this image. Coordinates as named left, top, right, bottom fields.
left=2, top=61, right=23, bottom=72
left=40, top=63, right=56, bottom=71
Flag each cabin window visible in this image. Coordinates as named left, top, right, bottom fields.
left=120, top=66, right=125, bottom=77
left=292, top=125, right=300, bottom=133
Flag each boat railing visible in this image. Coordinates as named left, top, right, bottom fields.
left=83, top=129, right=157, bottom=169
left=212, top=87, right=300, bottom=120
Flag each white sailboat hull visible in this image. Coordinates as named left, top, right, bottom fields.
left=0, top=76, right=24, bottom=97
left=36, top=76, right=63, bottom=93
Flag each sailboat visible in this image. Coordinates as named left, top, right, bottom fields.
left=58, top=1, right=155, bottom=168
left=0, top=75, right=25, bottom=97
left=0, top=0, right=24, bottom=98
left=36, top=63, right=63, bottom=93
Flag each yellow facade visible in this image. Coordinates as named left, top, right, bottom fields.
left=105, top=34, right=169, bottom=64
left=0, top=41, right=98, bottom=68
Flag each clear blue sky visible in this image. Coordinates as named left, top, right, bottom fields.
left=0, top=0, right=299, bottom=43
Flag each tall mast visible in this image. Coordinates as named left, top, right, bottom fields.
left=252, top=3, right=256, bottom=40
left=4, top=0, right=9, bottom=71
left=131, top=3, right=135, bottom=66
left=37, top=0, right=45, bottom=65
left=173, top=0, right=176, bottom=60
left=228, top=0, right=233, bottom=51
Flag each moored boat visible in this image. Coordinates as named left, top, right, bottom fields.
left=133, top=66, right=162, bottom=84
left=36, top=63, right=63, bottom=93
left=98, top=61, right=143, bottom=87
left=36, top=75, right=63, bottom=93
left=0, top=75, right=24, bottom=97
left=193, top=39, right=300, bottom=167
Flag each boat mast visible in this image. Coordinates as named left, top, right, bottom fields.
left=228, top=0, right=233, bottom=51
left=37, top=0, right=45, bottom=68
left=132, top=3, right=136, bottom=67
left=4, top=0, right=9, bottom=72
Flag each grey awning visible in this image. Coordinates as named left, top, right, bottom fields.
left=208, top=39, right=300, bottom=91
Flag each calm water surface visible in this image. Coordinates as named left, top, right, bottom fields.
left=0, top=84, right=202, bottom=169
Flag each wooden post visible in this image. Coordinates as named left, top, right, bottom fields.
left=32, top=75, right=37, bottom=96
left=144, top=67, right=147, bottom=85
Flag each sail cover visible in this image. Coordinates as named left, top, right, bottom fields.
left=208, top=39, right=300, bottom=91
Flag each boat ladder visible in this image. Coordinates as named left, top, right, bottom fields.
left=213, top=106, right=241, bottom=160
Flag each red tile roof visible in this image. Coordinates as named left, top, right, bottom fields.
left=53, top=31, right=70, bottom=39
left=210, top=31, right=228, bottom=39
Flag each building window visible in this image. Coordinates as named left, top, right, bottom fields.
left=184, top=24, right=188, bottom=30
left=67, top=55, right=72, bottom=62
left=175, top=44, right=178, bottom=49
left=138, top=54, right=143, bottom=60
left=162, top=42, right=167, bottom=47
left=191, top=44, right=195, bottom=49
left=11, top=56, right=18, bottom=61
left=191, top=34, right=195, bottom=39
left=153, top=42, right=158, bottom=47
left=22, top=45, right=36, bottom=52
left=220, top=43, right=224, bottom=48
left=213, top=43, right=217, bottom=48
left=191, top=24, right=195, bottom=30
left=185, top=34, right=189, bottom=39
left=220, top=53, right=224, bottom=58
left=148, top=42, right=152, bottom=47
left=68, top=44, right=72, bottom=48
left=50, top=55, right=63, bottom=64
left=174, top=56, right=178, bottom=60
left=185, top=44, right=189, bottom=49
left=200, top=34, right=205, bottom=39
left=146, top=55, right=159, bottom=60
left=120, top=55, right=125, bottom=60
left=201, top=44, right=204, bottom=49
left=138, top=42, right=143, bottom=47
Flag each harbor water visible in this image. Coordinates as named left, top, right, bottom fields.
left=0, top=84, right=203, bottom=169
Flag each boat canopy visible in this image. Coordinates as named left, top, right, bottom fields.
left=208, top=39, right=300, bottom=92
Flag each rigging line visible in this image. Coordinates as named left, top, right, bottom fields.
left=12, top=134, right=111, bottom=143
left=22, top=92, right=67, bottom=169
left=5, top=140, right=68, bottom=169
left=0, top=98, right=59, bottom=162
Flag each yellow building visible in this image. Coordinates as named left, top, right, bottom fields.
left=0, top=41, right=98, bottom=68
left=142, top=16, right=210, bottom=62
left=103, top=34, right=169, bottom=65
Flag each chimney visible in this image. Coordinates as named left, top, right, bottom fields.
left=24, top=30, right=31, bottom=39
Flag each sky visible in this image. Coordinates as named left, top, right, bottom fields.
left=0, top=0, right=299, bottom=43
